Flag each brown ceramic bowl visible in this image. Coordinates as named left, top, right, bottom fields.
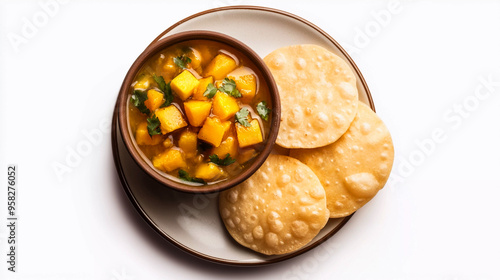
left=117, top=30, right=280, bottom=193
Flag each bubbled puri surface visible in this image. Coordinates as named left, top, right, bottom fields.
left=219, top=155, right=330, bottom=255
left=264, top=44, right=358, bottom=149
left=290, top=102, right=394, bottom=218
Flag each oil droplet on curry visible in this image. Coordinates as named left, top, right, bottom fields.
left=128, top=40, right=273, bottom=184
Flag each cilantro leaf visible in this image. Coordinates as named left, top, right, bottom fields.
left=178, top=169, right=206, bottom=184
left=153, top=75, right=173, bottom=108
left=160, top=82, right=173, bottom=108
left=256, top=101, right=271, bottom=121
left=153, top=74, right=167, bottom=92
left=209, top=153, right=236, bottom=166
left=147, top=115, right=161, bottom=136
left=173, top=55, right=192, bottom=69
left=203, top=83, right=217, bottom=99
left=218, top=78, right=241, bottom=98
left=235, top=108, right=251, bottom=127
left=130, top=90, right=150, bottom=115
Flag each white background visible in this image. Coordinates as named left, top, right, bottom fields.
left=1, top=0, right=500, bottom=279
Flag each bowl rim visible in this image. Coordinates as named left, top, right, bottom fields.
left=117, top=30, right=281, bottom=193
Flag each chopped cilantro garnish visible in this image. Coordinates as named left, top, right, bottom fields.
left=146, top=115, right=161, bottom=136
left=130, top=90, right=150, bottom=115
left=203, top=82, right=217, bottom=99
left=218, top=78, right=241, bottom=98
left=173, top=55, right=192, bottom=69
left=178, top=169, right=206, bottom=184
left=152, top=75, right=173, bottom=108
left=209, top=153, right=236, bottom=166
left=235, top=108, right=251, bottom=127
left=160, top=81, right=173, bottom=107
left=256, top=101, right=271, bottom=121
left=153, top=74, right=167, bottom=92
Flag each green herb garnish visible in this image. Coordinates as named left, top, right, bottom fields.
left=218, top=78, right=241, bottom=98
left=178, top=169, right=206, bottom=184
left=153, top=74, right=167, bottom=92
left=256, top=101, right=271, bottom=121
left=146, top=115, right=161, bottom=136
left=209, top=153, right=236, bottom=166
left=173, top=55, right=192, bottom=69
left=160, top=81, right=173, bottom=108
left=130, top=90, right=150, bottom=115
left=235, top=108, right=251, bottom=127
left=203, top=82, right=217, bottom=99
left=153, top=75, right=173, bottom=108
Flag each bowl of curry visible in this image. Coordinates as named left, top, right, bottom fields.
left=117, top=31, right=280, bottom=193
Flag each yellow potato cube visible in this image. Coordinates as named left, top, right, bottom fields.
left=212, top=92, right=240, bottom=120
left=221, top=121, right=232, bottom=139
left=152, top=148, right=187, bottom=172
left=236, top=119, right=263, bottom=148
left=135, top=121, right=163, bottom=146
left=183, top=100, right=212, bottom=127
left=155, top=105, right=188, bottom=134
left=192, top=76, right=214, bottom=101
left=170, top=70, right=200, bottom=100
left=212, top=136, right=238, bottom=159
left=237, top=148, right=257, bottom=164
left=229, top=74, right=256, bottom=103
left=178, top=130, right=198, bottom=158
left=194, top=163, right=223, bottom=181
left=198, top=117, right=231, bottom=147
left=133, top=75, right=153, bottom=90
left=144, top=89, right=164, bottom=112
left=204, top=53, right=237, bottom=80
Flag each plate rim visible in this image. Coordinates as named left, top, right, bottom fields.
left=111, top=5, right=370, bottom=266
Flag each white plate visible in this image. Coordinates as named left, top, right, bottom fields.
left=112, top=6, right=373, bottom=266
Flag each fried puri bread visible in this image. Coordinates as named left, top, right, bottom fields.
left=219, top=155, right=330, bottom=255
left=264, top=44, right=358, bottom=149
left=290, top=103, right=394, bottom=217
